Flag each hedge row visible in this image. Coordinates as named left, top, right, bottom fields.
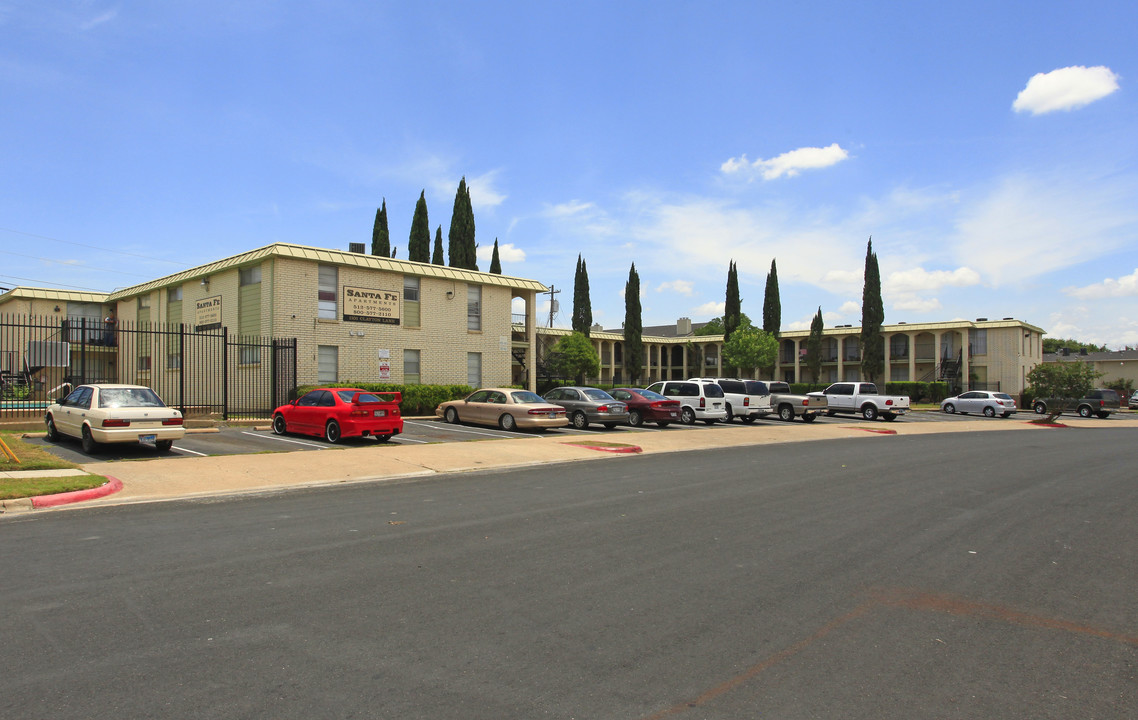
left=294, top=384, right=476, bottom=416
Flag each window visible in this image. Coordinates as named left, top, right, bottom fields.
left=969, top=328, right=987, bottom=356
left=318, top=345, right=338, bottom=383
left=404, top=349, right=421, bottom=384
left=168, top=287, right=183, bottom=302
left=404, top=276, right=421, bottom=327
left=138, top=295, right=151, bottom=310
left=467, top=285, right=481, bottom=331
left=239, top=266, right=261, bottom=286
left=318, top=265, right=338, bottom=320
left=239, top=265, right=262, bottom=364
left=467, top=352, right=481, bottom=387
left=138, top=355, right=152, bottom=372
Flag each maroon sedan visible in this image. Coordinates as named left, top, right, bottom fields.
left=272, top=388, right=403, bottom=443
left=610, top=388, right=681, bottom=428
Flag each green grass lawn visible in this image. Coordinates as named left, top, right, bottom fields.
left=0, top=432, right=108, bottom=500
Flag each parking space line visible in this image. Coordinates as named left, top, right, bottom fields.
left=404, top=420, right=530, bottom=438
left=393, top=436, right=429, bottom=443
left=172, top=446, right=208, bottom=456
left=241, top=431, right=328, bottom=449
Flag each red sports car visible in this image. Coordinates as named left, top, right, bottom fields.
left=272, top=388, right=403, bottom=443
left=609, top=388, right=682, bottom=428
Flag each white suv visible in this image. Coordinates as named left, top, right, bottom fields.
left=690, top=378, right=772, bottom=423
left=644, top=380, right=728, bottom=425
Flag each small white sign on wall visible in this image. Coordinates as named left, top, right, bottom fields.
left=377, top=349, right=390, bottom=359
left=378, top=349, right=391, bottom=380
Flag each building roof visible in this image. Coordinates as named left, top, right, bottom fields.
left=107, top=242, right=548, bottom=300
left=1044, top=349, right=1138, bottom=362
left=0, top=286, right=110, bottom=305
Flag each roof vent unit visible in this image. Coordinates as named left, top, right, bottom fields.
left=1003, top=317, right=1013, bottom=320
left=348, top=242, right=366, bottom=254
left=976, top=317, right=988, bottom=322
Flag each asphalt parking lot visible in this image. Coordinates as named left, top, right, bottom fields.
left=22, top=407, right=1118, bottom=463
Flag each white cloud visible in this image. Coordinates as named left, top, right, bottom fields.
left=464, top=170, right=507, bottom=209
left=892, top=295, right=943, bottom=313
left=1013, top=66, right=1120, bottom=115
left=885, top=267, right=981, bottom=294
left=80, top=9, right=119, bottom=31
left=477, top=242, right=525, bottom=265
left=693, top=300, right=725, bottom=316
left=543, top=200, right=594, bottom=217
left=1064, top=268, right=1138, bottom=299
left=722, top=143, right=849, bottom=180
left=656, top=279, right=694, bottom=296
left=839, top=301, right=860, bottom=315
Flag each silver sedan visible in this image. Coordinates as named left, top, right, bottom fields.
left=542, top=386, right=629, bottom=429
left=941, top=391, right=1017, bottom=418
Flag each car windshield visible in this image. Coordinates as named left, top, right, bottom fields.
left=336, top=390, right=384, bottom=403
left=743, top=381, right=770, bottom=395
left=583, top=389, right=615, bottom=401
left=98, top=387, right=165, bottom=408
left=511, top=391, right=545, bottom=404
left=637, top=389, right=668, bottom=401
left=703, top=384, right=724, bottom=398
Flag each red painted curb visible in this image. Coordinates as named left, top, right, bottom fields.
left=858, top=428, right=898, bottom=435
left=563, top=443, right=643, bottom=454
left=31, top=476, right=123, bottom=508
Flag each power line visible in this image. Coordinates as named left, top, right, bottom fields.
left=0, top=274, right=110, bottom=292
left=0, top=226, right=190, bottom=267
left=0, top=249, right=154, bottom=278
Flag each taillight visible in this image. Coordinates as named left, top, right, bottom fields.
left=529, top=407, right=563, bottom=415
left=744, top=397, right=750, bottom=406
left=350, top=408, right=369, bottom=417
left=803, top=399, right=809, bottom=406
left=885, top=399, right=893, bottom=406
left=101, top=418, right=130, bottom=428
left=1099, top=400, right=1105, bottom=407
left=700, top=397, right=706, bottom=408
left=162, top=417, right=183, bottom=426
left=597, top=405, right=610, bottom=413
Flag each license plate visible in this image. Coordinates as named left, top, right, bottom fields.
left=374, top=409, right=387, bottom=417
left=713, top=403, right=722, bottom=409
left=548, top=412, right=557, bottom=419
left=139, top=434, right=157, bottom=444
left=669, top=412, right=677, bottom=417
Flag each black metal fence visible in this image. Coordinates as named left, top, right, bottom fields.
left=0, top=314, right=296, bottom=421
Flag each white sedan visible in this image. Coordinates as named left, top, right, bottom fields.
left=940, top=390, right=1017, bottom=418
left=45, top=384, right=185, bottom=453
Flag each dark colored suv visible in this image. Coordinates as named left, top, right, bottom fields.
left=1032, top=388, right=1121, bottom=418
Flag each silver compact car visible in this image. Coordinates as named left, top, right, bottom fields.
left=542, top=386, right=629, bottom=429
left=941, top=390, right=1017, bottom=418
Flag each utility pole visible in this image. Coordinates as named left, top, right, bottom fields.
left=545, top=285, right=560, bottom=328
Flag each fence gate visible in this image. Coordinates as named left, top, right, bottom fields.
left=0, top=314, right=297, bottom=422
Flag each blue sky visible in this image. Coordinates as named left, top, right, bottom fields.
left=2, top=1, right=1137, bottom=346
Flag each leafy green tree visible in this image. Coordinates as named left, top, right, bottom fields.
left=805, top=307, right=824, bottom=383
left=448, top=177, right=478, bottom=270
left=551, top=331, right=600, bottom=385
left=724, top=260, right=741, bottom=341
left=860, top=238, right=884, bottom=382
left=489, top=239, right=502, bottom=274
left=623, top=263, right=644, bottom=384
left=432, top=226, right=444, bottom=265
left=408, top=191, right=431, bottom=263
left=1042, top=338, right=1109, bottom=354
left=371, top=200, right=390, bottom=257
left=694, top=313, right=753, bottom=336
left=572, top=255, right=593, bottom=336
left=1026, top=361, right=1103, bottom=421
left=763, top=259, right=781, bottom=337
left=722, top=327, right=778, bottom=374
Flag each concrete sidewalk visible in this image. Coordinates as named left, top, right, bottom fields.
left=20, top=414, right=1127, bottom=511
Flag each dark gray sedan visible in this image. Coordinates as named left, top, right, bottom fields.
left=542, top=386, right=630, bottom=429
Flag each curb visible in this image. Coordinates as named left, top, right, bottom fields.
left=31, top=476, right=123, bottom=508
left=561, top=442, right=643, bottom=454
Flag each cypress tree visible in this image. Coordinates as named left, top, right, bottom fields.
left=408, top=191, right=431, bottom=263
left=448, top=177, right=478, bottom=270
left=579, top=258, right=592, bottom=336
left=724, top=260, right=741, bottom=341
left=572, top=255, right=585, bottom=334
left=432, top=226, right=444, bottom=265
left=371, top=200, right=390, bottom=257
left=806, top=307, right=824, bottom=383
left=623, top=263, right=644, bottom=385
left=489, top=239, right=502, bottom=274
left=763, top=259, right=781, bottom=337
left=860, top=238, right=885, bottom=383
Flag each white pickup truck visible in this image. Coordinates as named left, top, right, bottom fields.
left=822, top=382, right=910, bottom=421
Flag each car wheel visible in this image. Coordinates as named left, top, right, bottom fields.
left=741, top=416, right=756, bottom=424
left=376, top=434, right=392, bottom=443
left=983, top=406, right=996, bottom=418
left=81, top=425, right=98, bottom=454
left=498, top=413, right=517, bottom=431
left=325, top=420, right=341, bottom=443
left=778, top=404, right=794, bottom=422
left=445, top=407, right=459, bottom=424
left=680, top=407, right=696, bottom=425
left=272, top=414, right=288, bottom=435
left=1078, top=405, right=1093, bottom=418
left=882, top=413, right=897, bottom=422
left=604, top=422, right=618, bottom=430
left=628, top=409, right=644, bottom=427
left=703, top=419, right=717, bottom=425
left=1096, top=411, right=1110, bottom=419
left=724, top=403, right=734, bottom=423
left=156, top=439, right=174, bottom=452
left=572, top=411, right=589, bottom=429
left=802, top=414, right=818, bottom=423
left=1033, top=402, right=1047, bottom=415
left=862, top=405, right=878, bottom=421
left=943, top=403, right=955, bottom=414
left=656, top=421, right=671, bottom=428
left=1002, top=412, right=1013, bottom=418
left=825, top=410, right=837, bottom=417
left=44, top=415, right=60, bottom=441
